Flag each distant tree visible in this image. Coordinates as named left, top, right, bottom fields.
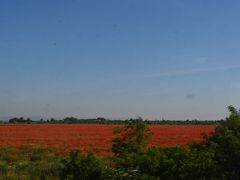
left=50, top=118, right=56, bottom=123
left=64, top=117, right=79, bottom=123
left=97, top=117, right=106, bottom=121
left=26, top=118, right=32, bottom=123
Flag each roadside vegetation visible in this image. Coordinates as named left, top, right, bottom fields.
left=0, top=106, right=240, bottom=179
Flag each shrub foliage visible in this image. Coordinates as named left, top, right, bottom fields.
left=1, top=106, right=240, bottom=179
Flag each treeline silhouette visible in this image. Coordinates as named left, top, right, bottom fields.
left=7, top=117, right=222, bottom=125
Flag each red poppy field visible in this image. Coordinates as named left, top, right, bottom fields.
left=0, top=124, right=215, bottom=156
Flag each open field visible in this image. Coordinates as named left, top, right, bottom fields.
left=0, top=124, right=215, bottom=156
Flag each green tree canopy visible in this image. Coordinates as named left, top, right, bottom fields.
left=112, top=118, right=152, bottom=156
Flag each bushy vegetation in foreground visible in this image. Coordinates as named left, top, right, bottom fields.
left=1, top=106, right=240, bottom=179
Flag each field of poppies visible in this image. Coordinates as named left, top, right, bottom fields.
left=0, top=124, right=215, bottom=156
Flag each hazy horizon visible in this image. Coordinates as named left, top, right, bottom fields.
left=1, top=0, right=240, bottom=120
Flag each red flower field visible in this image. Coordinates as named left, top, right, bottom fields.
left=0, top=124, right=215, bottom=156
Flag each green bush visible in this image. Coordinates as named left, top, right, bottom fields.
left=60, top=150, right=104, bottom=180
left=1, top=106, right=240, bottom=179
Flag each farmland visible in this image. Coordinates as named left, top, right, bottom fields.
left=0, top=124, right=215, bottom=156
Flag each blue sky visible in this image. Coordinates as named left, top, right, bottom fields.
left=1, top=0, right=240, bottom=120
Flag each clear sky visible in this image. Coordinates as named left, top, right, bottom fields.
left=1, top=0, right=240, bottom=120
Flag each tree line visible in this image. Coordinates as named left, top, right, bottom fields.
left=7, top=117, right=222, bottom=125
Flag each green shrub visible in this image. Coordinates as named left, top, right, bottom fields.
left=60, top=150, right=104, bottom=180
